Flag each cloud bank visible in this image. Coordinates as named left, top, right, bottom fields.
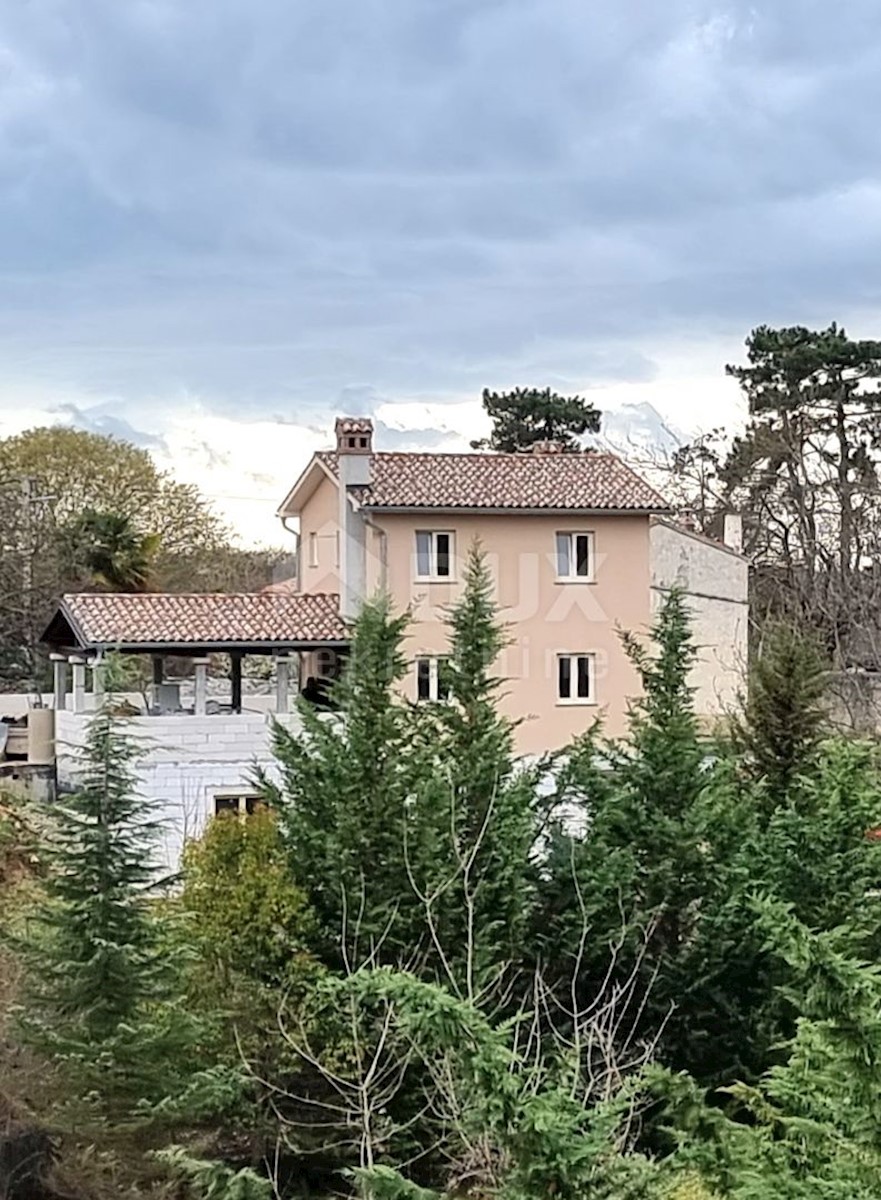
left=1, top=0, right=879, bottom=536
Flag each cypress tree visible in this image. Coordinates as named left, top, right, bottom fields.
left=537, top=591, right=725, bottom=1075
left=268, top=594, right=429, bottom=966
left=734, top=620, right=829, bottom=801
left=418, top=542, right=538, bottom=994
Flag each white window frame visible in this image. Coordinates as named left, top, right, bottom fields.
left=415, top=656, right=451, bottom=703
left=214, top=791, right=262, bottom=817
left=555, top=531, right=595, bottom=582
left=415, top=530, right=455, bottom=581
left=308, top=532, right=319, bottom=568
left=556, top=653, right=597, bottom=706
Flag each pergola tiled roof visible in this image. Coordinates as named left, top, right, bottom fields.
left=314, top=450, right=669, bottom=512
left=42, top=592, right=347, bottom=655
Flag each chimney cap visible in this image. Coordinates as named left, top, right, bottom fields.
left=335, top=416, right=374, bottom=455
left=529, top=439, right=566, bottom=454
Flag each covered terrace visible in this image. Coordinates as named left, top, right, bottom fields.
left=41, top=591, right=349, bottom=716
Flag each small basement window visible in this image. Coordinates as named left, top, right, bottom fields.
left=214, top=792, right=262, bottom=817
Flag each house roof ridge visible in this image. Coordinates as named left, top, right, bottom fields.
left=301, top=443, right=670, bottom=513
left=318, top=446, right=623, bottom=460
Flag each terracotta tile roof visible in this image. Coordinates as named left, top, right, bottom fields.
left=49, top=592, right=346, bottom=650
left=316, top=450, right=669, bottom=512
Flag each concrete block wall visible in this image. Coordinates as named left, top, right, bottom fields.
left=55, top=710, right=307, bottom=871
left=650, top=520, right=749, bottom=718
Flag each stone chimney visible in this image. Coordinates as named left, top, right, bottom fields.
left=335, top=417, right=374, bottom=620
left=723, top=513, right=743, bottom=555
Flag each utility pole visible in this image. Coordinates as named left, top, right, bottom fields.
left=21, top=477, right=36, bottom=689
left=3, top=476, right=56, bottom=691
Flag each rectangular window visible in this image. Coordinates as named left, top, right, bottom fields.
left=308, top=532, right=318, bottom=568
left=556, top=654, right=596, bottom=704
left=415, top=531, right=454, bottom=579
left=415, top=656, right=451, bottom=702
left=214, top=792, right=262, bottom=817
left=555, top=532, right=594, bottom=580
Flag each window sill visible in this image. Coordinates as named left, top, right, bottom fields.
left=554, top=577, right=596, bottom=585
left=414, top=576, right=457, bottom=585
left=556, top=698, right=598, bottom=707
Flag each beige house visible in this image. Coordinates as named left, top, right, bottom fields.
left=278, top=417, right=748, bottom=755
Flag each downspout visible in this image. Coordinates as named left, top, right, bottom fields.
left=362, top=510, right=388, bottom=593
left=279, top=515, right=301, bottom=590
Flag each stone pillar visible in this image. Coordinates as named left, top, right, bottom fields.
left=89, top=658, right=106, bottom=707
left=27, top=707, right=55, bottom=765
left=275, top=655, right=292, bottom=715
left=193, top=657, right=210, bottom=716
left=70, top=656, right=86, bottom=714
left=50, top=653, right=68, bottom=710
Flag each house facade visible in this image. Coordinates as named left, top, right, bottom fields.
left=279, top=417, right=748, bottom=754
left=30, top=414, right=748, bottom=865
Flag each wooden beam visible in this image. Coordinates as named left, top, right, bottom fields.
left=230, top=652, right=243, bottom=714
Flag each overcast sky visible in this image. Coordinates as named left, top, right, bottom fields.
left=2, top=0, right=880, bottom=542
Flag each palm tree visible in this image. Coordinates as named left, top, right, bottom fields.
left=69, top=510, right=160, bottom=593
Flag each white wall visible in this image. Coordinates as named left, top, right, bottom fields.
left=649, top=520, right=749, bottom=719
left=55, top=710, right=307, bottom=871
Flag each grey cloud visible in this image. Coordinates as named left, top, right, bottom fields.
left=1, top=0, right=881, bottom=433
left=52, top=403, right=167, bottom=451
left=374, top=422, right=451, bottom=450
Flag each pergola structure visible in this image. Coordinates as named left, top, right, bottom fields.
left=41, top=591, right=349, bottom=715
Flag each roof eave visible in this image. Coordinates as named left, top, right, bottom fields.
left=360, top=504, right=672, bottom=517
left=276, top=455, right=339, bottom=518
left=67, top=638, right=351, bottom=655
left=42, top=598, right=91, bottom=649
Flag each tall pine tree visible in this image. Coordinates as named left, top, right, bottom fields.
left=21, top=703, right=186, bottom=1112
left=267, top=595, right=430, bottom=966
left=417, top=542, right=538, bottom=996
left=734, top=620, right=829, bottom=802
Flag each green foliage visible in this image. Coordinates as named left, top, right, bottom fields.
left=18, top=704, right=194, bottom=1115
left=67, top=508, right=161, bottom=592
left=538, top=588, right=881, bottom=1090
left=734, top=621, right=829, bottom=799
left=155, top=1147, right=273, bottom=1199
left=8, top=534, right=881, bottom=1198
left=413, top=543, right=538, bottom=992
left=323, top=967, right=661, bottom=1200
left=0, top=425, right=286, bottom=688
left=723, top=323, right=881, bottom=653
left=653, top=902, right=881, bottom=1199
left=471, top=386, right=602, bottom=452
left=725, top=322, right=881, bottom=419
left=348, top=1164, right=440, bottom=1200
left=538, top=591, right=717, bottom=1059
left=268, top=551, right=541, bottom=992
left=23, top=708, right=164, bottom=1042
left=265, top=593, right=428, bottom=964
left=181, top=807, right=317, bottom=988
